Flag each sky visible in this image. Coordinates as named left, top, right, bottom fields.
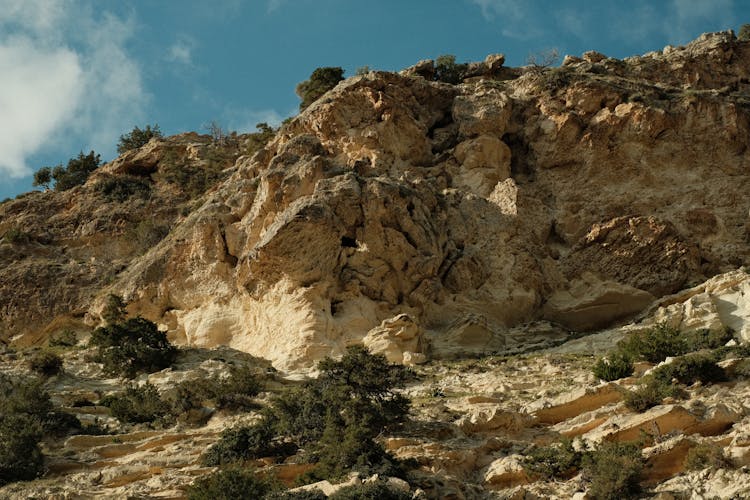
left=0, top=0, right=746, bottom=200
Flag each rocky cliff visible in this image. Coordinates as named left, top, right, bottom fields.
left=2, top=31, right=750, bottom=372
left=3, top=29, right=750, bottom=500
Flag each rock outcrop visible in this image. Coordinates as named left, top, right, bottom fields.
left=2, top=31, right=750, bottom=371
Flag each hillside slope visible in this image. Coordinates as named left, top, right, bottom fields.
left=2, top=31, right=750, bottom=371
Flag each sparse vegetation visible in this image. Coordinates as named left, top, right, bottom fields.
left=100, top=382, right=172, bottom=425
left=582, top=440, right=644, bottom=500
left=328, top=481, right=412, bottom=499
left=187, top=467, right=279, bottom=500
left=203, top=346, right=411, bottom=482
left=27, top=351, right=63, bottom=377
left=523, top=437, right=582, bottom=480
left=88, top=317, right=177, bottom=378
left=592, top=351, right=633, bottom=381
left=32, top=167, right=52, bottom=190
left=130, top=218, right=170, bottom=251
left=434, top=54, right=468, bottom=84
left=739, top=24, right=750, bottom=41
left=623, top=376, right=687, bottom=412
left=684, top=442, right=733, bottom=471
left=0, top=413, right=44, bottom=486
left=526, top=48, right=560, bottom=69
left=684, top=327, right=734, bottom=352
left=40, top=150, right=101, bottom=192
left=244, top=122, right=277, bottom=157
left=296, top=67, right=345, bottom=110
left=650, top=351, right=727, bottom=386
left=102, top=294, right=127, bottom=325
left=0, top=373, right=83, bottom=485
left=117, top=124, right=163, bottom=154
left=96, top=174, right=151, bottom=202
left=49, top=330, right=78, bottom=348
left=618, top=323, right=688, bottom=363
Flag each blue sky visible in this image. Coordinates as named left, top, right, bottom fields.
left=0, top=0, right=746, bottom=199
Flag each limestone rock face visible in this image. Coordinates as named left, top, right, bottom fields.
left=3, top=31, right=750, bottom=371
left=362, top=314, right=426, bottom=365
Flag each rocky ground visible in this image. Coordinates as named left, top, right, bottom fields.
left=2, top=276, right=749, bottom=499
left=3, top=29, right=750, bottom=499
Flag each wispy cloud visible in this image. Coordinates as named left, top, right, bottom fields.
left=469, top=0, right=738, bottom=50
left=267, top=0, right=286, bottom=13
left=0, top=0, right=146, bottom=178
left=468, top=0, right=539, bottom=38
left=229, top=108, right=291, bottom=134
left=167, top=36, right=195, bottom=66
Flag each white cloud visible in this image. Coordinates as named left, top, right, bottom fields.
left=167, top=37, right=194, bottom=66
left=0, top=0, right=146, bottom=178
left=229, top=108, right=289, bottom=134
left=470, top=0, right=525, bottom=21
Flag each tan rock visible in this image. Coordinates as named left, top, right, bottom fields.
left=453, top=135, right=511, bottom=196
left=456, top=406, right=532, bottom=434
left=543, top=273, right=655, bottom=331
left=529, top=382, right=623, bottom=424
left=363, top=314, right=427, bottom=364
left=483, top=454, right=529, bottom=489
left=584, top=404, right=741, bottom=443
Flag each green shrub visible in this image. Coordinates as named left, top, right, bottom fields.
left=0, top=413, right=44, bottom=486
left=117, top=124, right=163, bottom=154
left=328, top=481, right=411, bottom=500
left=101, top=294, right=127, bottom=325
left=32, top=167, right=52, bottom=190
left=168, top=364, right=263, bottom=415
left=739, top=24, right=750, bottom=41
left=100, top=383, right=171, bottom=425
left=203, top=346, right=412, bottom=481
left=89, top=317, right=177, bottom=378
left=202, top=419, right=289, bottom=466
left=214, top=365, right=264, bottom=410
left=624, top=377, right=687, bottom=412
left=244, top=122, right=277, bottom=157
left=582, top=440, right=644, bottom=500
left=523, top=438, right=582, bottom=479
left=650, top=351, right=726, bottom=386
left=187, top=467, right=278, bottom=500
left=27, top=351, right=63, bottom=377
left=684, top=327, right=734, bottom=352
left=296, top=67, right=345, bottom=110
left=49, top=330, right=78, bottom=347
left=159, top=155, right=227, bottom=198
left=266, top=489, right=327, bottom=500
left=0, top=373, right=84, bottom=486
left=51, top=151, right=101, bottom=191
left=96, top=174, right=151, bottom=202
left=0, top=374, right=53, bottom=420
left=618, top=323, right=688, bottom=363
left=592, top=352, right=633, bottom=381
left=434, top=54, right=468, bottom=84
left=684, top=442, right=733, bottom=471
